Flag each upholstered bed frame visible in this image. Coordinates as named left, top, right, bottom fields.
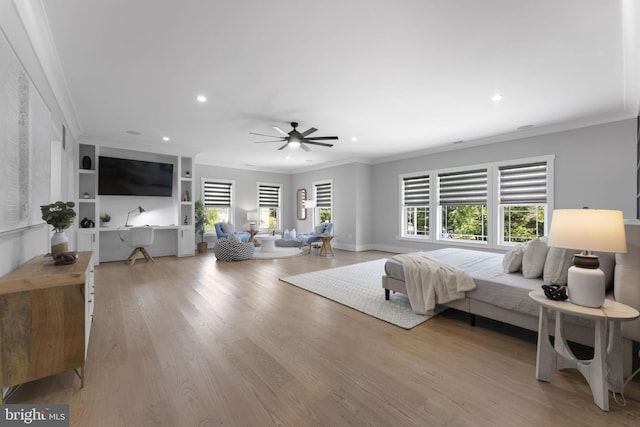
left=382, top=220, right=640, bottom=373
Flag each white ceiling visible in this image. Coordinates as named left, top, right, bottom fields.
left=34, top=0, right=640, bottom=173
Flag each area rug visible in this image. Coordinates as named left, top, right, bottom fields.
left=252, top=246, right=306, bottom=260
left=280, top=259, right=433, bottom=329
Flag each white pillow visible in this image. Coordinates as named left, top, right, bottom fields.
left=228, top=233, right=240, bottom=242
left=290, top=228, right=297, bottom=239
left=502, top=243, right=525, bottom=273
left=522, top=237, right=549, bottom=279
left=314, top=225, right=324, bottom=235
left=543, top=247, right=576, bottom=285
left=221, top=222, right=235, bottom=233
left=283, top=229, right=290, bottom=239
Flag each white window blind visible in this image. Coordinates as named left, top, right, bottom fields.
left=438, top=169, right=487, bottom=205
left=499, top=162, right=547, bottom=204
left=315, top=182, right=332, bottom=207
left=203, top=181, right=232, bottom=207
left=258, top=184, right=280, bottom=208
left=403, top=175, right=429, bottom=206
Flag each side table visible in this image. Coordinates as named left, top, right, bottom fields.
left=318, top=234, right=335, bottom=256
left=246, top=230, right=260, bottom=246
left=529, top=290, right=639, bottom=411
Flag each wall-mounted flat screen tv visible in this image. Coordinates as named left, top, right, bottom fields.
left=98, top=156, right=174, bottom=197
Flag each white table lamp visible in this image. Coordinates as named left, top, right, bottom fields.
left=547, top=208, right=627, bottom=307
left=247, top=211, right=259, bottom=231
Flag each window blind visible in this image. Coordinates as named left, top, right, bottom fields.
left=499, top=162, right=547, bottom=204
left=403, top=175, right=429, bottom=206
left=438, top=169, right=487, bottom=205
left=203, top=181, right=232, bottom=207
left=315, top=182, right=332, bottom=208
left=258, top=184, right=280, bottom=208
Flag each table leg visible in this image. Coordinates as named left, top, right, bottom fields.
left=536, top=306, right=556, bottom=381
left=607, top=321, right=624, bottom=394
left=586, top=319, right=608, bottom=411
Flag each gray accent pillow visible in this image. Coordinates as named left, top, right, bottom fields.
left=522, top=237, right=549, bottom=279
left=221, top=222, right=235, bottom=233
left=543, top=247, right=576, bottom=285
left=593, top=251, right=615, bottom=290
left=502, top=243, right=525, bottom=273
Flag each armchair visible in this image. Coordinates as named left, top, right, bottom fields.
left=214, top=222, right=251, bottom=242
left=296, top=222, right=333, bottom=252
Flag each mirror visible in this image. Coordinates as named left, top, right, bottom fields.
left=296, top=188, right=307, bottom=220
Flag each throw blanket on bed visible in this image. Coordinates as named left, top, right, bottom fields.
left=392, top=252, right=476, bottom=315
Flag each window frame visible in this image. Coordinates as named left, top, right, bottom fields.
left=397, top=155, right=554, bottom=250
left=201, top=178, right=236, bottom=234
left=312, top=180, right=333, bottom=226
left=257, top=182, right=282, bottom=231
left=399, top=172, right=430, bottom=240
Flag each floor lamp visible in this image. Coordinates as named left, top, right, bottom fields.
left=303, top=199, right=316, bottom=223
left=547, top=208, right=627, bottom=307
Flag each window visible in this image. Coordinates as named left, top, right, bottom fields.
left=202, top=179, right=234, bottom=232
left=401, top=174, right=429, bottom=237
left=257, top=183, right=281, bottom=230
left=314, top=181, right=333, bottom=224
left=438, top=169, right=488, bottom=242
left=498, top=162, right=548, bottom=244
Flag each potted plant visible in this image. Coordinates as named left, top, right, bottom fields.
left=100, top=213, right=111, bottom=227
left=40, top=201, right=77, bottom=256
left=195, top=199, right=209, bottom=253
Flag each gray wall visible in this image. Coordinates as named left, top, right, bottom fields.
left=292, top=162, right=374, bottom=251
left=372, top=119, right=637, bottom=253
left=194, top=163, right=292, bottom=232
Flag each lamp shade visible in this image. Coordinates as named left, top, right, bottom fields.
left=303, top=199, right=316, bottom=209
left=547, top=209, right=627, bottom=253
left=247, top=211, right=259, bottom=222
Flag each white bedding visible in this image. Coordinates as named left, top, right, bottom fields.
left=392, top=252, right=476, bottom=315
left=387, top=248, right=546, bottom=317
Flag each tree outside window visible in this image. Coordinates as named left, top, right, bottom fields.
left=440, top=205, right=487, bottom=241
left=502, top=205, right=545, bottom=243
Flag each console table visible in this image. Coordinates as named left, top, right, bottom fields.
left=0, top=252, right=95, bottom=402
left=529, top=290, right=639, bottom=411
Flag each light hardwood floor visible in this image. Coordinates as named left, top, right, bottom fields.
left=7, top=249, right=640, bottom=426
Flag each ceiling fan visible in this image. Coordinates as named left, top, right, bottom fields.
left=250, top=122, right=338, bottom=151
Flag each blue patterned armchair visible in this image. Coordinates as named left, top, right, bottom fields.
left=214, top=222, right=251, bottom=242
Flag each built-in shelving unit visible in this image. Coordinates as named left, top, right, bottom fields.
left=75, top=142, right=196, bottom=262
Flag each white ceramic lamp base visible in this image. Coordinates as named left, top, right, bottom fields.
left=567, top=265, right=605, bottom=308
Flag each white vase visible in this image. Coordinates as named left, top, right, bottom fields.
left=51, top=230, right=69, bottom=256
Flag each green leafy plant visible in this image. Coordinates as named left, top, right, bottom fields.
left=100, top=213, right=111, bottom=222
left=194, top=199, right=209, bottom=242
left=40, top=201, right=77, bottom=232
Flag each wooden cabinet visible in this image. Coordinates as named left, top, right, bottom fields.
left=0, top=252, right=95, bottom=397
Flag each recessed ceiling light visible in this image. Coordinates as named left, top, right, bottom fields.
left=196, top=95, right=207, bottom=103
left=126, top=130, right=141, bottom=135
left=351, top=137, right=358, bottom=142
left=285, top=156, right=291, bottom=160
left=491, top=94, right=503, bottom=102
left=162, top=136, right=170, bottom=142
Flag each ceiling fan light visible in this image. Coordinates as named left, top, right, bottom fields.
left=289, top=141, right=301, bottom=148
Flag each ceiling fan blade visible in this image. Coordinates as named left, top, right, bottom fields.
left=272, top=126, right=289, bottom=136
left=277, top=142, right=289, bottom=150
left=250, top=132, right=284, bottom=139
left=301, top=127, right=318, bottom=137
left=302, top=140, right=334, bottom=147
left=300, top=143, right=311, bottom=152
left=304, top=136, right=338, bottom=140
